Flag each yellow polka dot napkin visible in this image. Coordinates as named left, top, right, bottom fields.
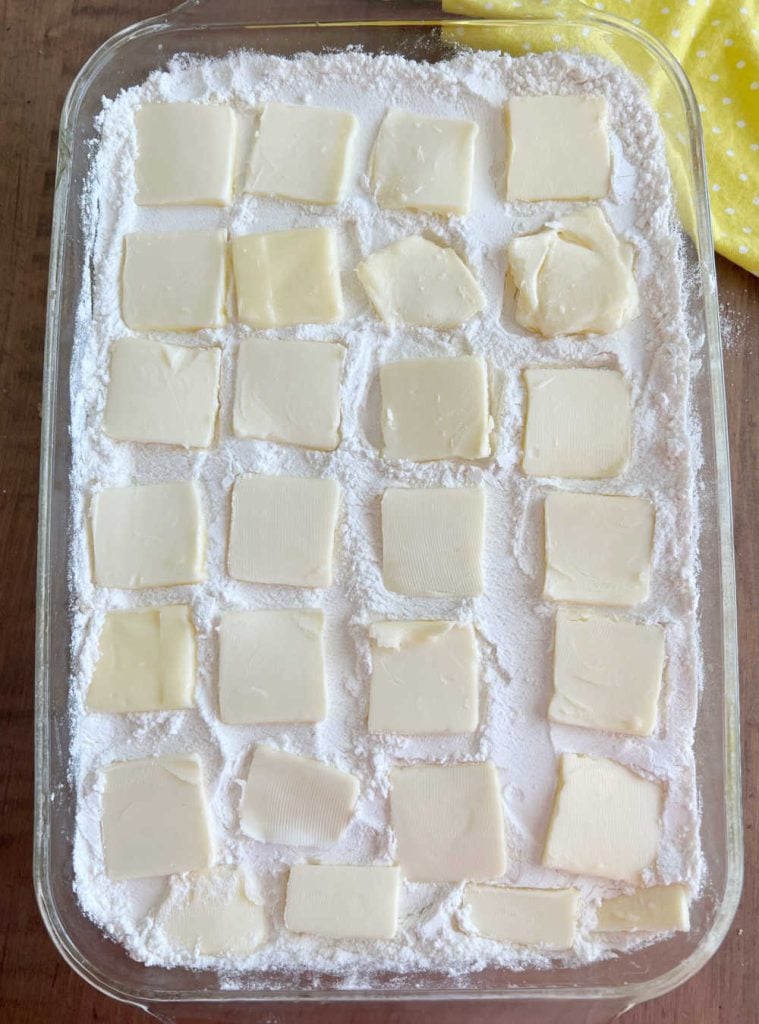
left=442, top=0, right=759, bottom=276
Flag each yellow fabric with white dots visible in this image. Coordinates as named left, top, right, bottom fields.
left=442, top=0, right=759, bottom=276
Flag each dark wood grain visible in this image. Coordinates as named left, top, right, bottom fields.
left=0, top=2, right=756, bottom=1021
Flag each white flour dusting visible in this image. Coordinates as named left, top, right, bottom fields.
left=69, top=48, right=703, bottom=984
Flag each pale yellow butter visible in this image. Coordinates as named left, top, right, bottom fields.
left=464, top=884, right=579, bottom=949
left=595, top=883, right=690, bottom=933
left=285, top=864, right=401, bottom=939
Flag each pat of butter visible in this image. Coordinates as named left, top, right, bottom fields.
left=285, top=864, right=401, bottom=939
left=368, top=621, right=478, bottom=735
left=380, top=356, right=490, bottom=461
left=104, top=338, right=220, bottom=449
left=371, top=108, right=478, bottom=216
left=506, top=95, right=610, bottom=202
left=87, top=606, right=195, bottom=713
left=247, top=102, right=357, bottom=205
left=122, top=230, right=226, bottom=332
left=543, top=490, right=654, bottom=607
left=390, top=761, right=506, bottom=882
left=381, top=487, right=486, bottom=598
left=508, top=207, right=638, bottom=338
left=227, top=473, right=340, bottom=588
left=464, top=885, right=579, bottom=949
left=233, top=337, right=345, bottom=450
left=232, top=227, right=343, bottom=329
left=595, top=883, right=690, bottom=933
left=543, top=753, right=662, bottom=883
left=219, top=609, right=326, bottom=725
left=156, top=866, right=266, bottom=956
left=550, top=609, right=665, bottom=736
left=240, top=746, right=359, bottom=847
left=102, top=757, right=214, bottom=881
left=357, top=235, right=485, bottom=329
left=135, top=103, right=236, bottom=206
left=91, top=481, right=206, bottom=589
left=523, top=367, right=631, bottom=479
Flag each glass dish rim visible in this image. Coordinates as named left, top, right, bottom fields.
left=34, top=2, right=743, bottom=1010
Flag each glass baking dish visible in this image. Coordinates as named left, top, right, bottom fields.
left=34, top=1, right=742, bottom=1020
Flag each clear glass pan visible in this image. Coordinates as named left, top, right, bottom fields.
left=34, top=2, right=742, bottom=1020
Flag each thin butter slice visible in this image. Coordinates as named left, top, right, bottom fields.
left=543, top=490, right=654, bottom=607
left=550, top=609, right=665, bottom=736
left=102, top=757, right=213, bottom=881
left=219, top=609, right=326, bottom=725
left=91, top=481, right=206, bottom=589
left=87, top=606, right=195, bottom=712
left=382, top=487, right=485, bottom=597
left=122, top=230, right=226, bottom=332
left=135, top=103, right=236, bottom=206
left=543, top=753, right=662, bottom=883
left=240, top=746, right=359, bottom=847
left=390, top=761, right=506, bottom=882
left=380, top=356, right=490, bottom=461
left=464, top=885, right=579, bottom=949
left=233, top=338, right=344, bottom=450
left=508, top=207, right=638, bottom=337
left=595, top=884, right=690, bottom=933
left=357, top=235, right=485, bottom=329
left=247, top=102, right=357, bottom=204
left=371, top=108, right=478, bottom=215
left=368, top=621, right=478, bottom=734
left=104, top=337, right=220, bottom=448
left=232, top=228, right=343, bottom=328
left=156, top=866, right=266, bottom=956
left=523, top=367, right=631, bottom=478
left=228, top=473, right=339, bottom=588
left=506, top=95, right=610, bottom=202
left=285, top=864, right=401, bottom=939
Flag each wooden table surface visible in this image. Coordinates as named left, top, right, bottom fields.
left=1, top=2, right=756, bottom=1021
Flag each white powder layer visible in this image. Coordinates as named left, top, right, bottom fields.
left=70, top=48, right=703, bottom=985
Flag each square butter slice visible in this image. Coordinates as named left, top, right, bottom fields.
left=543, top=753, right=662, bottom=883
left=380, top=356, right=490, bottom=461
left=371, top=108, right=478, bottom=216
left=233, top=338, right=345, bottom=450
left=595, top=884, right=690, bottom=933
left=228, top=474, right=339, bottom=588
left=543, top=491, right=654, bottom=607
left=464, top=885, right=579, bottom=949
left=232, top=228, right=343, bottom=329
left=104, top=337, right=220, bottom=448
left=368, top=621, right=478, bottom=735
left=91, top=481, right=206, bottom=589
left=285, top=864, right=401, bottom=939
left=122, top=230, right=226, bottom=332
left=506, top=95, right=610, bottom=202
left=87, top=605, right=195, bottom=712
left=135, top=103, right=236, bottom=206
left=156, top=866, right=266, bottom=956
left=523, top=367, right=630, bottom=479
left=219, top=609, right=326, bottom=725
left=247, top=102, right=357, bottom=204
left=390, top=761, right=506, bottom=882
left=381, top=487, right=485, bottom=597
left=240, top=746, right=359, bottom=847
left=102, top=757, right=213, bottom=880
left=550, top=609, right=665, bottom=736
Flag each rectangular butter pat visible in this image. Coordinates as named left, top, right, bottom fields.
left=368, top=621, right=478, bottom=734
left=91, top=481, right=206, bottom=589
left=87, top=605, right=195, bottom=712
left=102, top=757, right=214, bottom=880
left=464, top=885, right=579, bottom=949
left=595, top=884, right=690, bottom=933
left=104, top=337, right=220, bottom=448
left=285, top=864, right=401, bottom=939
left=219, top=609, right=326, bottom=724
